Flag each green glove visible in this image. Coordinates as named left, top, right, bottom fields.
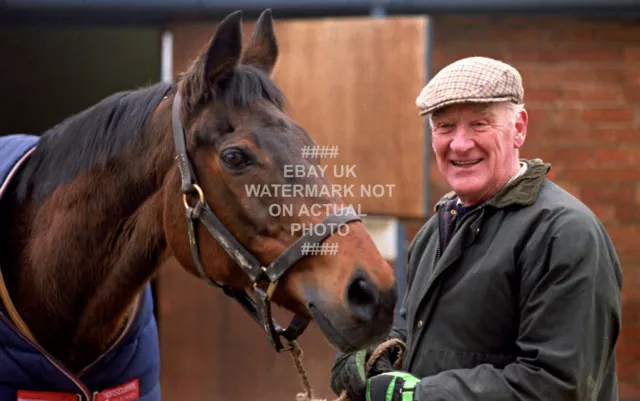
left=330, top=343, right=398, bottom=399
left=329, top=348, right=369, bottom=399
left=366, top=371, right=420, bottom=401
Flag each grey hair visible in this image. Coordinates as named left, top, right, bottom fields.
left=506, top=102, right=526, bottom=125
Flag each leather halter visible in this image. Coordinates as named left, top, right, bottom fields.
left=170, top=91, right=362, bottom=352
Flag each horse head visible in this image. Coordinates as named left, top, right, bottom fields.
left=162, top=10, right=398, bottom=353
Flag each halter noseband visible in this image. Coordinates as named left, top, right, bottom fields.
left=170, top=90, right=361, bottom=352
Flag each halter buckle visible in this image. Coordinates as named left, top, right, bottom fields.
left=182, top=183, right=205, bottom=210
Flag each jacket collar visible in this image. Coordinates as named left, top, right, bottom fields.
left=434, top=158, right=552, bottom=212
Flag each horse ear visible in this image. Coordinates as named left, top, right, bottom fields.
left=241, top=9, right=278, bottom=74
left=203, top=11, right=243, bottom=84
left=180, top=11, right=243, bottom=109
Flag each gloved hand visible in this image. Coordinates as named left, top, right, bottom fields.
left=329, top=343, right=399, bottom=400
left=366, top=371, right=420, bottom=401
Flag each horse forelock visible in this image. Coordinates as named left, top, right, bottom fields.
left=178, top=63, right=287, bottom=120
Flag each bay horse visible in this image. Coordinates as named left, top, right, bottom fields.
left=0, top=8, right=397, bottom=401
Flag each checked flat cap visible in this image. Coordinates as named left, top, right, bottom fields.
left=416, top=57, right=524, bottom=116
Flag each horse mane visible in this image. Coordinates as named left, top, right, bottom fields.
left=15, top=82, right=173, bottom=203
left=15, top=64, right=286, bottom=203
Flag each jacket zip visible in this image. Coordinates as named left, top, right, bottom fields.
left=0, top=293, right=144, bottom=400
left=78, top=293, right=142, bottom=377
left=0, top=313, right=92, bottom=400
left=436, top=208, right=445, bottom=261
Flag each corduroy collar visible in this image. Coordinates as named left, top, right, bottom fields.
left=434, top=158, right=552, bottom=212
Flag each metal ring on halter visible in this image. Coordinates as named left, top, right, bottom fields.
left=254, top=266, right=279, bottom=301
left=183, top=184, right=205, bottom=210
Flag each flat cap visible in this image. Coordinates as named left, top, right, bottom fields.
left=416, top=56, right=524, bottom=116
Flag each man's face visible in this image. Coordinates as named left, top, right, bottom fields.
left=430, top=102, right=528, bottom=206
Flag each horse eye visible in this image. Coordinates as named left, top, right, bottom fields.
left=220, top=148, right=252, bottom=169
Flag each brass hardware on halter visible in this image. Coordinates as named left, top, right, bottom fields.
left=182, top=184, right=205, bottom=210
left=253, top=269, right=279, bottom=302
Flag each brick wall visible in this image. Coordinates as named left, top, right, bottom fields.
left=407, top=15, right=640, bottom=398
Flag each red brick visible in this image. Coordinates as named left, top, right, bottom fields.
left=618, top=169, right=640, bottom=183
left=553, top=180, right=581, bottom=199
left=581, top=185, right=632, bottom=203
left=617, top=359, right=639, bottom=382
left=622, top=87, right=640, bottom=103
left=553, top=108, right=586, bottom=127
left=621, top=324, right=640, bottom=343
left=432, top=48, right=509, bottom=70
left=545, top=167, right=557, bottom=181
left=593, top=149, right=638, bottom=166
left=561, top=168, right=609, bottom=184
left=536, top=67, right=624, bottom=88
left=623, top=300, right=640, bottom=323
left=617, top=207, right=640, bottom=223
left=617, top=343, right=640, bottom=359
left=511, top=48, right=620, bottom=64
left=614, top=129, right=640, bottom=143
left=588, top=203, right=616, bottom=224
left=566, top=48, right=622, bottom=63
left=560, top=86, right=622, bottom=103
left=523, top=107, right=553, bottom=126
left=525, top=88, right=560, bottom=103
left=609, top=225, right=640, bottom=252
left=596, top=23, right=640, bottom=42
left=582, top=108, right=635, bottom=124
left=520, top=148, right=557, bottom=164
left=616, top=360, right=638, bottom=383
left=636, top=186, right=640, bottom=205
left=530, top=128, right=618, bottom=146
left=618, top=380, right=640, bottom=400
left=623, top=48, right=640, bottom=62
left=541, top=26, right=593, bottom=42
left=522, top=147, right=590, bottom=168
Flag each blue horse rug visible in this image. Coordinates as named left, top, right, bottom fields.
left=0, top=134, right=161, bottom=401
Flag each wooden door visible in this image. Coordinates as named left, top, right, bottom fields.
left=158, top=15, right=430, bottom=401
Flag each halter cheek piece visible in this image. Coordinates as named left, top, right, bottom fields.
left=170, top=91, right=362, bottom=352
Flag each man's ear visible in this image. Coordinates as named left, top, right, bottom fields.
left=514, top=108, right=528, bottom=149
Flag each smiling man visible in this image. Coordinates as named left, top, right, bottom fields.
left=330, top=57, right=623, bottom=401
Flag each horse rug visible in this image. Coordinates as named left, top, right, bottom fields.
left=0, top=134, right=161, bottom=401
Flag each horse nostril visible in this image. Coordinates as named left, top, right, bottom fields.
left=346, top=271, right=380, bottom=322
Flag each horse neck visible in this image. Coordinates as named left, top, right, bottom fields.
left=2, top=107, right=175, bottom=372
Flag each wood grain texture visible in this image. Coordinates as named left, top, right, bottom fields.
left=157, top=259, right=339, bottom=401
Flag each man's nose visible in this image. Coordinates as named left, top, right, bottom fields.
left=449, top=127, right=474, bottom=153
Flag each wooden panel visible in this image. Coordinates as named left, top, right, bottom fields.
left=158, top=260, right=337, bottom=401
left=169, top=16, right=428, bottom=218
left=159, top=16, right=429, bottom=401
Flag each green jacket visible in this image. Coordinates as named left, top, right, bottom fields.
left=391, top=159, right=622, bottom=400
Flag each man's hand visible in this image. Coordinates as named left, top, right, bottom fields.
left=366, top=372, right=420, bottom=401
left=329, top=344, right=397, bottom=400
